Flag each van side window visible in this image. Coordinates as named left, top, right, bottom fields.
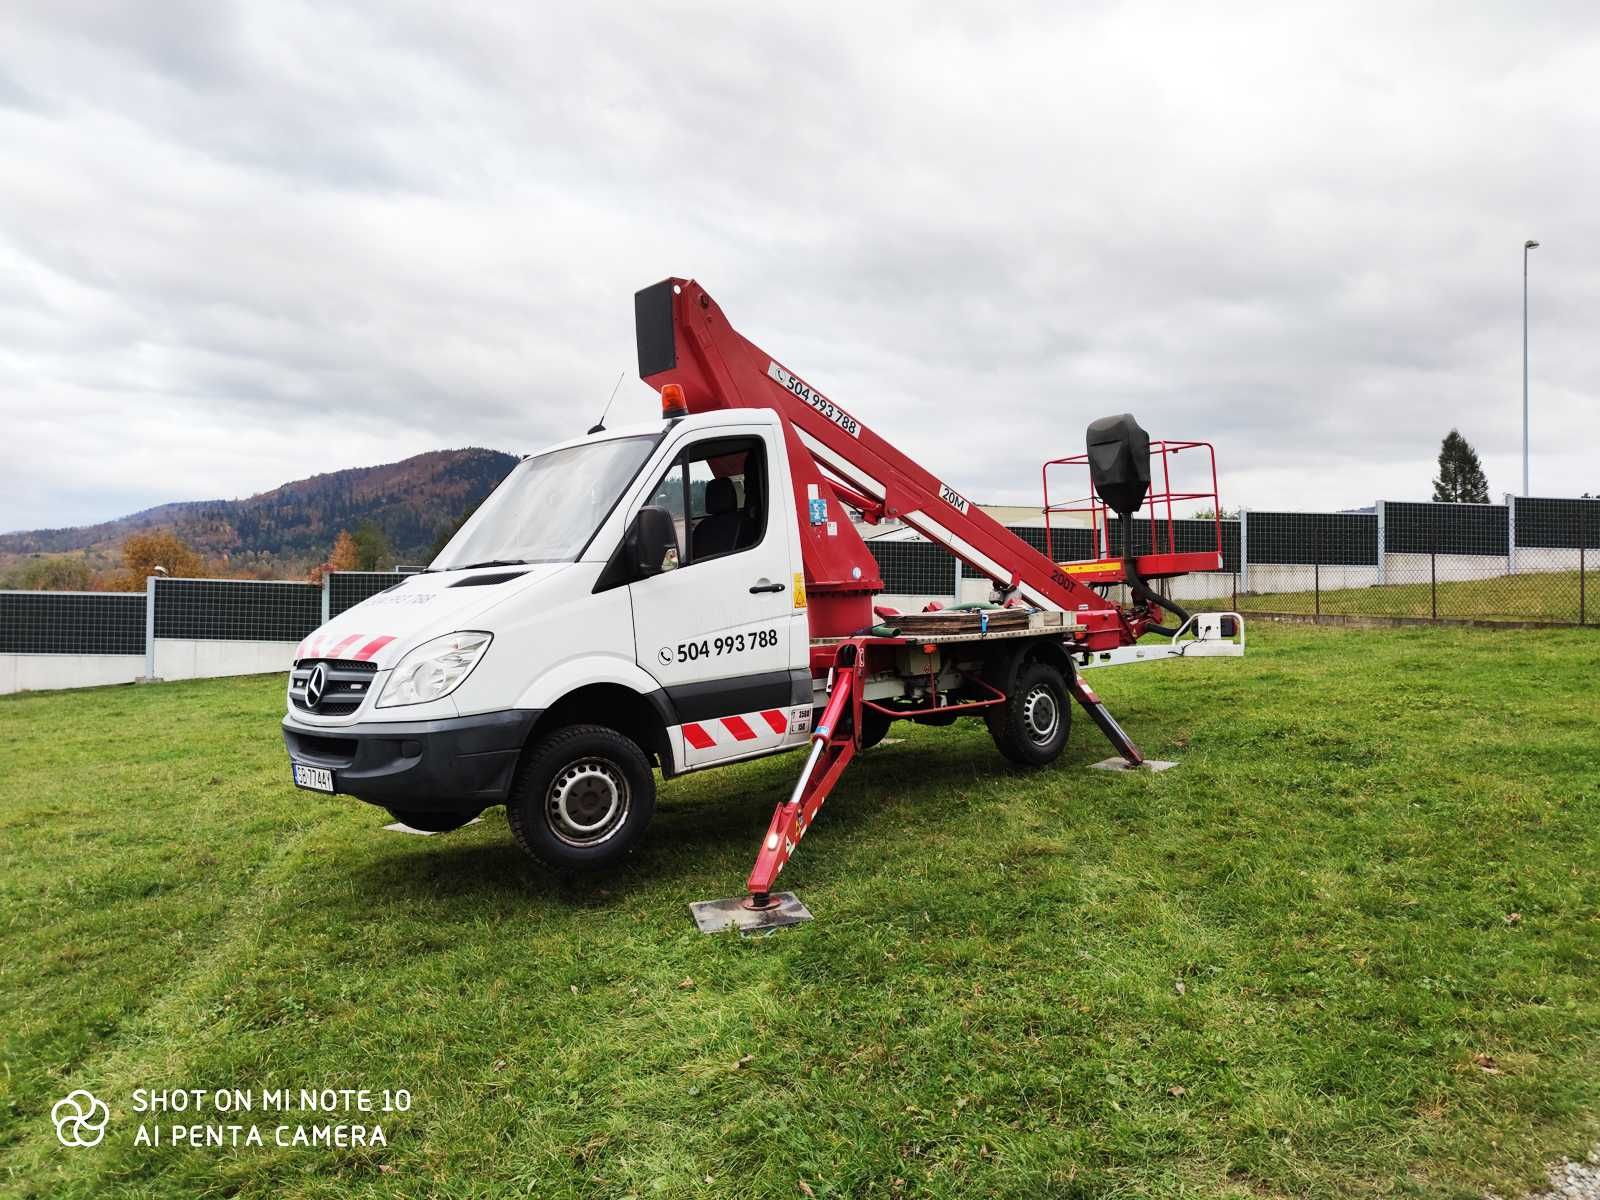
left=643, top=437, right=767, bottom=569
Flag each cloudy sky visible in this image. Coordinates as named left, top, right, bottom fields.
left=2, top=1, right=1596, bottom=533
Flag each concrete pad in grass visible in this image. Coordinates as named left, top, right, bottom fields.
left=382, top=817, right=484, bottom=836
left=1090, top=757, right=1177, bottom=772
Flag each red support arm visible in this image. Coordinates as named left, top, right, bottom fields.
left=746, top=653, right=860, bottom=899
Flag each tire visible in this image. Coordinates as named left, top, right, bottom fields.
left=382, top=807, right=483, bottom=833
left=505, top=724, right=656, bottom=870
left=859, top=708, right=892, bottom=749
left=985, top=660, right=1072, bottom=766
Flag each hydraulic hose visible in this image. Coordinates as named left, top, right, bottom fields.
left=1117, top=515, right=1191, bottom=637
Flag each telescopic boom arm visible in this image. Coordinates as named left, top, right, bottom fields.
left=634, top=277, right=1140, bottom=647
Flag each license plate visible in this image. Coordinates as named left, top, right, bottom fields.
left=292, top=763, right=334, bottom=793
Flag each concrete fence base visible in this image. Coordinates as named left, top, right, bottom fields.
left=150, top=639, right=297, bottom=682
left=1239, top=610, right=1588, bottom=632
left=0, top=654, right=145, bottom=695
left=2, top=640, right=298, bottom=696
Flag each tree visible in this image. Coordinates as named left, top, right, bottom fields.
left=327, top=531, right=361, bottom=572
left=119, top=530, right=206, bottom=589
left=1432, top=430, right=1490, bottom=503
left=350, top=521, right=393, bottom=571
left=0, top=555, right=94, bottom=591
left=428, top=502, right=483, bottom=560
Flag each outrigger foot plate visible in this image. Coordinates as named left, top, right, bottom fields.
left=1090, top=756, right=1177, bottom=772
left=689, top=893, right=813, bottom=936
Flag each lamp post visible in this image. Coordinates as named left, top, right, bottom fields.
left=1523, top=238, right=1539, bottom=496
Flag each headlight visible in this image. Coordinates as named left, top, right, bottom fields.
left=375, top=632, right=492, bottom=708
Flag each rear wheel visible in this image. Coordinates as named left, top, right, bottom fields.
left=986, top=661, right=1072, bottom=766
left=505, top=724, right=656, bottom=870
left=859, top=708, right=892, bottom=749
left=382, top=807, right=483, bottom=833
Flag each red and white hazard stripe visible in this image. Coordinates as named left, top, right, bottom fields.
left=682, top=707, right=790, bottom=749
left=676, top=705, right=811, bottom=767
left=295, top=632, right=397, bottom=665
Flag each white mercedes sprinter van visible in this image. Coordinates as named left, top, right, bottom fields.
left=282, top=408, right=816, bottom=868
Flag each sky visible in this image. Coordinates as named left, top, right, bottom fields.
left=1, top=1, right=1596, bottom=534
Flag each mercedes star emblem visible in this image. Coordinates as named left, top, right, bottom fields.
left=306, top=662, right=328, bottom=709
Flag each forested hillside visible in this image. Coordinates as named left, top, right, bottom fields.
left=0, top=448, right=517, bottom=578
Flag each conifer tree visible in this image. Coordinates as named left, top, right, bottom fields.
left=1432, top=430, right=1490, bottom=503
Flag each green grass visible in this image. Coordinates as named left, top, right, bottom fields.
left=1233, top=569, right=1593, bottom=624
left=2, top=622, right=1598, bottom=1198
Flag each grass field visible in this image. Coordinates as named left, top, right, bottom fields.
left=2, top=623, right=1598, bottom=1198
left=1232, top=569, right=1592, bottom=624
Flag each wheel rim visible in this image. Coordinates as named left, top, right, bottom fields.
left=545, top=757, right=631, bottom=847
left=1022, top=684, right=1060, bottom=746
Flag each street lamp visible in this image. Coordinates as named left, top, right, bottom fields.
left=1523, top=238, right=1539, bottom=496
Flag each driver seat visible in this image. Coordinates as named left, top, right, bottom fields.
left=692, top=477, right=746, bottom=560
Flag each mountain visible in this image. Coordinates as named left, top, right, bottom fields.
left=0, top=448, right=519, bottom=574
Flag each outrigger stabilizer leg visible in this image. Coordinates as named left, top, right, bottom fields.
left=1070, top=670, right=1178, bottom=772
left=1067, top=672, right=1144, bottom=766
left=688, top=647, right=862, bottom=935
left=687, top=647, right=1166, bottom=933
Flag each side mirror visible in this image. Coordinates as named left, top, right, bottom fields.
left=630, top=505, right=679, bottom=577
left=594, top=506, right=681, bottom=594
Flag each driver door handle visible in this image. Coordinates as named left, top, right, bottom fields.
left=749, top=580, right=785, bottom=594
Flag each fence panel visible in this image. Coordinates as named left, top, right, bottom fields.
left=1005, top=524, right=1099, bottom=563
left=1109, top=517, right=1241, bottom=572
left=867, top=541, right=957, bottom=596
left=1246, top=511, right=1376, bottom=566
left=1512, top=497, right=1600, bottom=549
left=328, top=571, right=407, bottom=618
left=0, top=592, right=146, bottom=655
left=152, top=578, right=322, bottom=642
left=1383, top=501, right=1508, bottom=556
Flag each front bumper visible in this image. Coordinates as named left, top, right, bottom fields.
left=282, top=709, right=541, bottom=811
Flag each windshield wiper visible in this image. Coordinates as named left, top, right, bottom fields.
left=427, top=559, right=531, bottom=573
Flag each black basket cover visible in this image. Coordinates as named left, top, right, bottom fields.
left=1085, top=413, right=1151, bottom=518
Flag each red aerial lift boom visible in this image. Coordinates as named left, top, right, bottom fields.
left=636, top=279, right=1239, bottom=928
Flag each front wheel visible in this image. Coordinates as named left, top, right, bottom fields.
left=505, top=724, right=656, bottom=870
left=985, top=661, right=1072, bottom=766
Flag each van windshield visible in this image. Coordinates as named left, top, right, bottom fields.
left=430, top=436, right=657, bottom=570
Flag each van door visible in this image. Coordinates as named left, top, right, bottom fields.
left=630, top=429, right=809, bottom=767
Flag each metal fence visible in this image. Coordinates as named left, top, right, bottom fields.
left=860, top=502, right=1595, bottom=626
left=3, top=497, right=1595, bottom=675
left=1232, top=496, right=1595, bottom=624
left=0, top=572, right=412, bottom=662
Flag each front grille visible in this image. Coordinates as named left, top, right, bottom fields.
left=290, top=658, right=378, bottom=715
left=295, top=658, right=379, bottom=672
